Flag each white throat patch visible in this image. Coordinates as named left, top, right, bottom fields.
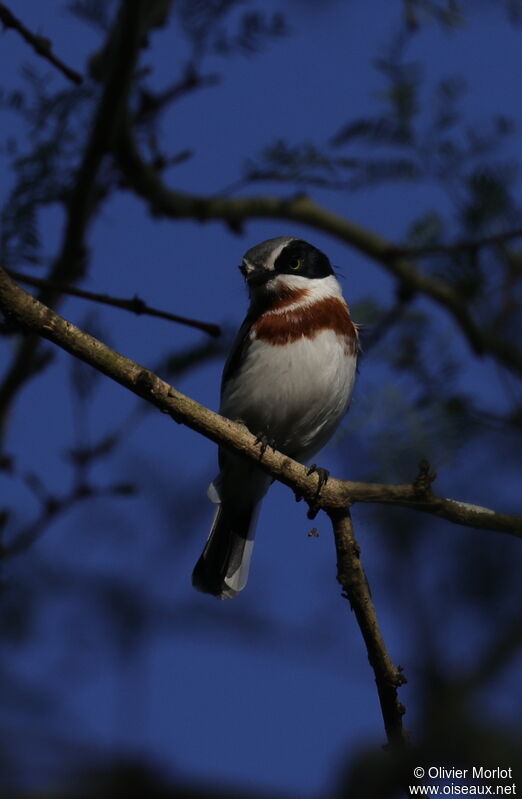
left=266, top=274, right=343, bottom=314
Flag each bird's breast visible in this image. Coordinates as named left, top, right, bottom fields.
left=251, top=295, right=358, bottom=356
left=221, top=306, right=358, bottom=459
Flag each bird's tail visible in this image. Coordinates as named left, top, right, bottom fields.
left=192, top=500, right=260, bottom=599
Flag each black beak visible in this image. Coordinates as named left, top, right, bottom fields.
left=239, top=263, right=271, bottom=287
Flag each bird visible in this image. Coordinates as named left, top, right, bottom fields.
left=192, top=236, right=359, bottom=599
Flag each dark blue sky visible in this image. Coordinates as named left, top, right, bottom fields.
left=1, top=2, right=521, bottom=796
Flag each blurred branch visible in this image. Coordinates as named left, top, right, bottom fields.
left=0, top=0, right=166, bottom=435
left=135, top=64, right=220, bottom=123
left=0, top=3, right=83, bottom=84
left=6, top=269, right=221, bottom=337
left=47, top=2, right=155, bottom=288
left=391, top=226, right=522, bottom=258
left=1, top=268, right=520, bottom=538
left=2, top=479, right=133, bottom=558
left=329, top=507, right=408, bottom=747
left=67, top=337, right=225, bottom=470
left=114, top=124, right=522, bottom=376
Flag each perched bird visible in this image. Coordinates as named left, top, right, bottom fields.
left=192, top=236, right=358, bottom=598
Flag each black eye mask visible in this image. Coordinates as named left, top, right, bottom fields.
left=274, top=239, right=333, bottom=279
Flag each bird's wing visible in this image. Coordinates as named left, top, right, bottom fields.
left=220, top=312, right=255, bottom=396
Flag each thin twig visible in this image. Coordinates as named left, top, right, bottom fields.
left=6, top=270, right=221, bottom=337
left=328, top=507, right=408, bottom=747
left=0, top=3, right=83, bottom=84
left=135, top=66, right=220, bottom=123
left=1, top=268, right=520, bottom=540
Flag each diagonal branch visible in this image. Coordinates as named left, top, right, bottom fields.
left=114, top=124, right=522, bottom=376
left=328, top=507, right=408, bottom=747
left=6, top=269, right=221, bottom=337
left=1, top=268, right=520, bottom=541
left=0, top=3, right=83, bottom=84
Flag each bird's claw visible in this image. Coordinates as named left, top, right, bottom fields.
left=306, top=464, right=330, bottom=493
left=305, top=464, right=330, bottom=518
left=255, top=432, right=276, bottom=459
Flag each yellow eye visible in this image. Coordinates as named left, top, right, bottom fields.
left=289, top=257, right=302, bottom=270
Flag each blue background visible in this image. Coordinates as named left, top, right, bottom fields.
left=1, top=2, right=521, bottom=796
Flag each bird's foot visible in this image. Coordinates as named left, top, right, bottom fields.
left=306, top=464, right=330, bottom=519
left=255, top=432, right=277, bottom=459
left=306, top=464, right=330, bottom=493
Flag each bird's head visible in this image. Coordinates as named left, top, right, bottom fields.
left=239, top=237, right=334, bottom=301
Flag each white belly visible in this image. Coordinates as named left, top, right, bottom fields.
left=221, top=330, right=356, bottom=461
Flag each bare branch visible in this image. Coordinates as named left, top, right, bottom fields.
left=7, top=269, right=221, bottom=337
left=114, top=125, right=522, bottom=376
left=0, top=3, right=83, bottom=84
left=1, top=268, right=520, bottom=539
left=328, top=507, right=408, bottom=747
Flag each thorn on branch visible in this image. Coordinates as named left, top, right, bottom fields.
left=413, top=458, right=437, bottom=497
